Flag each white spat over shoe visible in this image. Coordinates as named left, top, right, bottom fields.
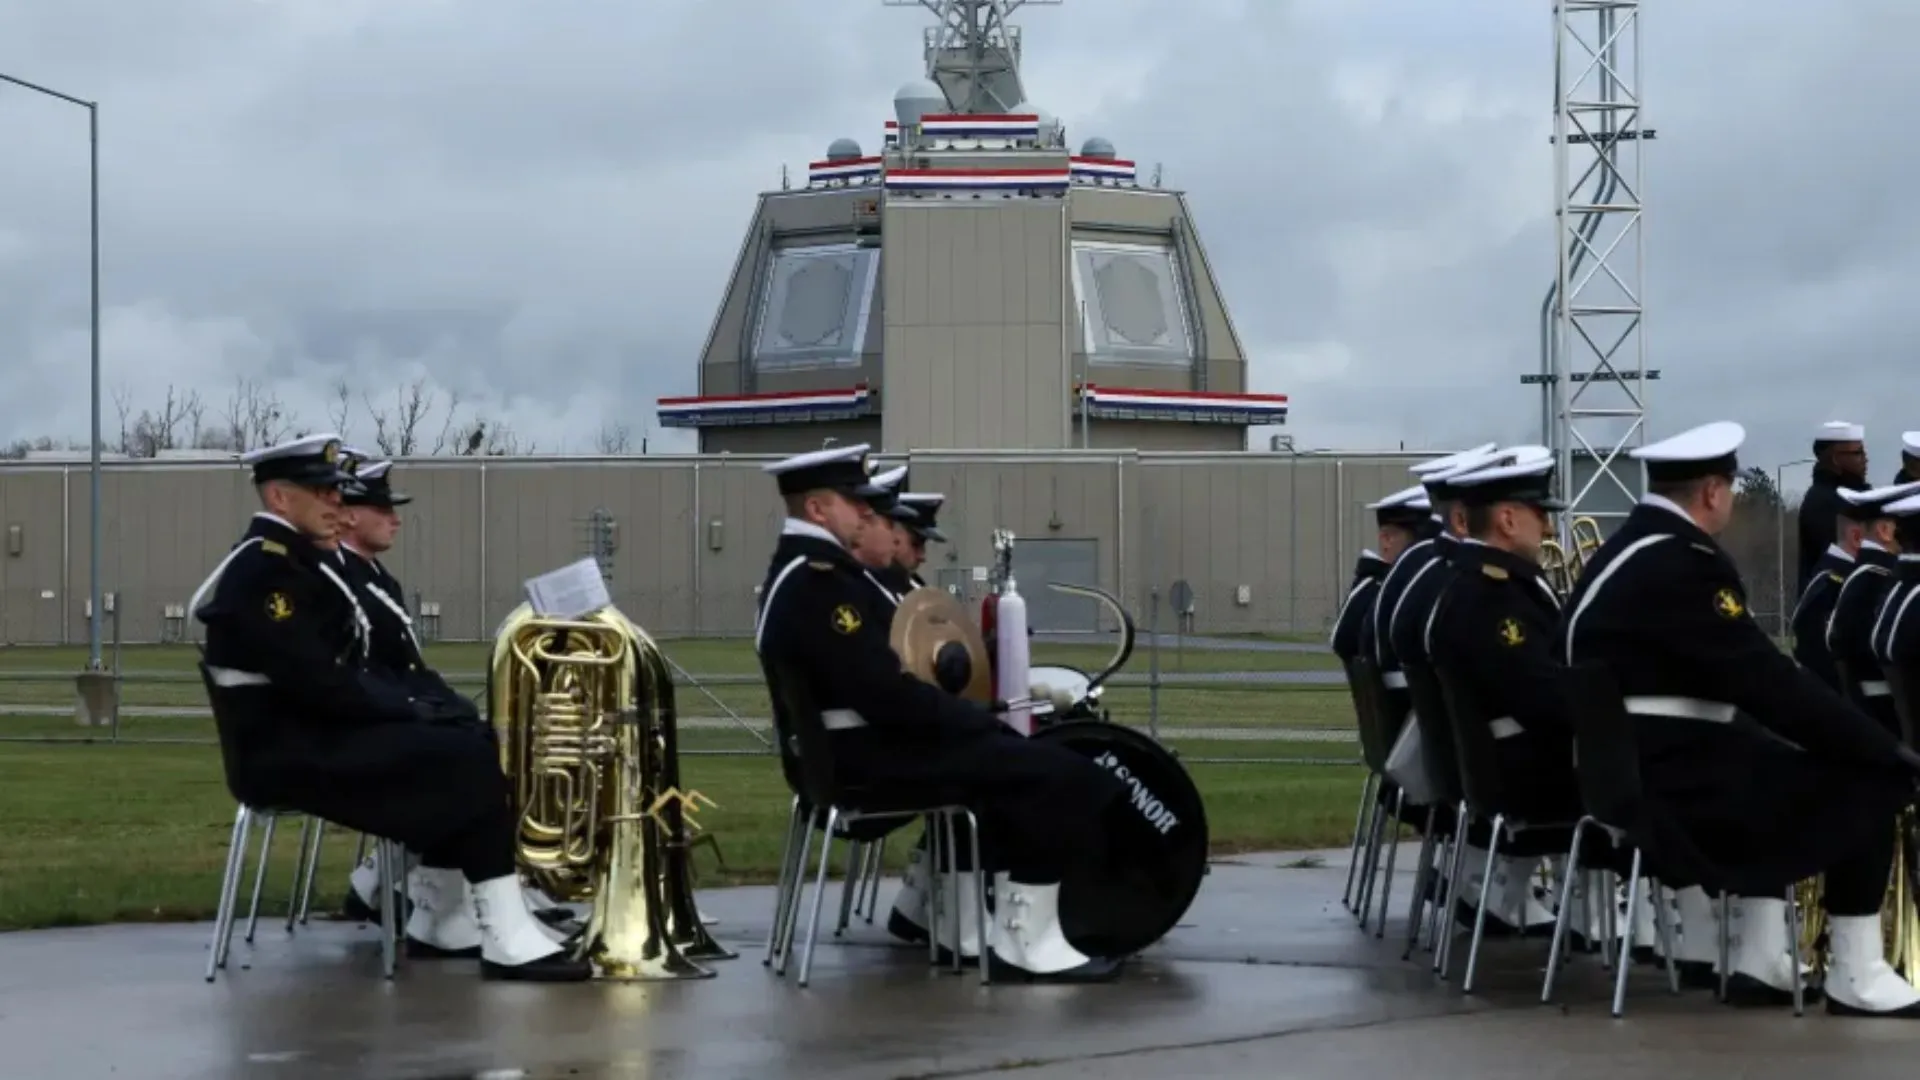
left=985, top=873, right=1122, bottom=983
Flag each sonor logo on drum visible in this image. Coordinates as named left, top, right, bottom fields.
left=1093, top=751, right=1180, bottom=835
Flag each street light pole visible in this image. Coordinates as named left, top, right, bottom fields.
left=1775, top=457, right=1815, bottom=639
left=1, top=71, right=103, bottom=669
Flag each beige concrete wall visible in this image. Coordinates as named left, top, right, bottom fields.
left=0, top=450, right=1427, bottom=646
left=879, top=200, right=1072, bottom=452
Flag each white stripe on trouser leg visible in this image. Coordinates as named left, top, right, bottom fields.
left=1672, top=886, right=1720, bottom=964
left=1725, top=897, right=1804, bottom=991
left=1826, top=914, right=1920, bottom=1011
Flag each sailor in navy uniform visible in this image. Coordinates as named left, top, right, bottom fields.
left=859, top=465, right=920, bottom=599
left=1365, top=442, right=1496, bottom=725
left=1826, top=481, right=1920, bottom=729
left=1891, top=431, right=1920, bottom=486
left=1873, top=491, right=1920, bottom=674
left=896, top=491, right=947, bottom=590
left=751, top=444, right=1129, bottom=982
left=1790, top=478, right=1868, bottom=692
left=1330, top=484, right=1427, bottom=663
left=191, top=435, right=589, bottom=982
left=1422, top=449, right=1587, bottom=926
left=1557, top=421, right=1920, bottom=1016
left=1798, top=421, right=1870, bottom=596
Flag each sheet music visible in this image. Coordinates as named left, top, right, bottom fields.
left=524, top=557, right=612, bottom=619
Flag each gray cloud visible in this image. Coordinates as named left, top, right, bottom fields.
left=3, top=0, right=1918, bottom=485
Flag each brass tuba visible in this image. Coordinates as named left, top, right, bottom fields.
left=1796, top=813, right=1920, bottom=986
left=489, top=602, right=733, bottom=979
left=1539, top=515, right=1605, bottom=598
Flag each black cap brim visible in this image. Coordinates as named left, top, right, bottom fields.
left=912, top=525, right=947, bottom=543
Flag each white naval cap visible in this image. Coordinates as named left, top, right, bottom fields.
left=1839, top=480, right=1920, bottom=519
left=898, top=491, right=947, bottom=541
left=763, top=443, right=885, bottom=497
left=1904, top=431, right=1920, bottom=456
left=1408, top=442, right=1500, bottom=477
left=240, top=432, right=353, bottom=486
left=1815, top=420, right=1865, bottom=443
left=1446, top=446, right=1567, bottom=509
left=1885, top=491, right=1920, bottom=516
left=898, top=491, right=944, bottom=507
left=1366, top=484, right=1431, bottom=511
left=871, top=464, right=908, bottom=490
left=1630, top=421, right=1744, bottom=483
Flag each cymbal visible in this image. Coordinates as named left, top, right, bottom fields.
left=889, top=586, right=992, bottom=704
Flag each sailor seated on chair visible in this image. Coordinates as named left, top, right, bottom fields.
left=851, top=464, right=921, bottom=602
left=191, top=434, right=590, bottom=982
left=752, top=444, right=1130, bottom=983
left=1827, top=481, right=1920, bottom=730
left=323, top=450, right=580, bottom=935
left=896, top=490, right=946, bottom=592
left=1331, top=485, right=1426, bottom=664
left=1556, top=420, right=1920, bottom=1016
left=1871, top=491, right=1920, bottom=676
left=1790, top=478, right=1869, bottom=692
left=1424, top=447, right=1591, bottom=936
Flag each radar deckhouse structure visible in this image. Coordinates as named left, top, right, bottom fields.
left=660, top=0, right=1283, bottom=453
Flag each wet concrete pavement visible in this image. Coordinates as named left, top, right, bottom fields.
left=5, top=846, right=1917, bottom=1079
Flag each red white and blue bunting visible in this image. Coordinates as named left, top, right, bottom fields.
left=1080, top=385, right=1289, bottom=425
left=1069, top=156, right=1136, bottom=184
left=919, top=113, right=1041, bottom=140
left=884, top=167, right=1070, bottom=192
left=656, top=385, right=874, bottom=428
left=807, top=155, right=883, bottom=185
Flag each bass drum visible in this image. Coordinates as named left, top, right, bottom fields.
left=1027, top=664, right=1095, bottom=722
left=1032, top=721, right=1209, bottom=958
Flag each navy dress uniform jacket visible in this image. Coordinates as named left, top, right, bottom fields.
left=1796, top=469, right=1847, bottom=596
left=1330, top=553, right=1387, bottom=663
left=1828, top=545, right=1902, bottom=732
left=196, top=514, right=508, bottom=854
left=1556, top=500, right=1912, bottom=887
left=753, top=523, right=1124, bottom=882
left=339, top=546, right=471, bottom=717
left=1790, top=546, right=1853, bottom=692
left=1428, top=541, right=1581, bottom=822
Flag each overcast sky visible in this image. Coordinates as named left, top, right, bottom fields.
left=3, top=0, right=1916, bottom=490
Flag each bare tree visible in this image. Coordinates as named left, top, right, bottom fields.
left=110, top=383, right=211, bottom=457
left=595, top=421, right=633, bottom=454
left=363, top=377, right=440, bottom=456
left=325, top=378, right=353, bottom=440
left=449, top=415, right=533, bottom=456
left=212, top=377, right=298, bottom=452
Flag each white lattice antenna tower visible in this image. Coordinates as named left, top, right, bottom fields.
left=883, top=0, right=1061, bottom=114
left=1546, top=1, right=1655, bottom=533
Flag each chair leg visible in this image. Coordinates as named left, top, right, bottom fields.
left=1717, top=893, right=1733, bottom=1002
left=295, top=818, right=327, bottom=927
left=1461, top=814, right=1505, bottom=994
left=1436, top=802, right=1472, bottom=977
left=1609, top=849, right=1644, bottom=1017
left=962, top=809, right=990, bottom=987
left=242, top=814, right=279, bottom=945
left=942, top=811, right=963, bottom=975
left=205, top=805, right=252, bottom=982
left=834, top=840, right=864, bottom=937
left=1541, top=816, right=1589, bottom=1004
left=765, top=797, right=805, bottom=969
left=925, top=815, right=946, bottom=967
left=1402, top=806, right=1439, bottom=960
left=1374, top=788, right=1406, bottom=939
left=376, top=839, right=399, bottom=980
left=861, top=835, right=888, bottom=924
left=775, top=815, right=817, bottom=977
left=1425, top=826, right=1454, bottom=954
left=1650, top=876, right=1681, bottom=994
left=1342, top=773, right=1379, bottom=910
left=797, top=807, right=842, bottom=988
left=1355, top=791, right=1388, bottom=928
left=1784, top=884, right=1805, bottom=1017
left=283, top=817, right=316, bottom=935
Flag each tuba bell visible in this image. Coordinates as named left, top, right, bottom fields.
left=488, top=602, right=732, bottom=979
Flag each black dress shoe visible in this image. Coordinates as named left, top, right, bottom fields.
left=984, top=952, right=1125, bottom=984
left=888, top=909, right=931, bottom=945
left=341, top=888, right=411, bottom=925
left=406, top=937, right=482, bottom=960
left=481, top=951, right=595, bottom=982
left=1722, top=971, right=1823, bottom=1008
left=1827, top=994, right=1920, bottom=1018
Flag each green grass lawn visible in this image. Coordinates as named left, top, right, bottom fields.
left=0, top=637, right=1366, bottom=932
left=0, top=742, right=1367, bottom=931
